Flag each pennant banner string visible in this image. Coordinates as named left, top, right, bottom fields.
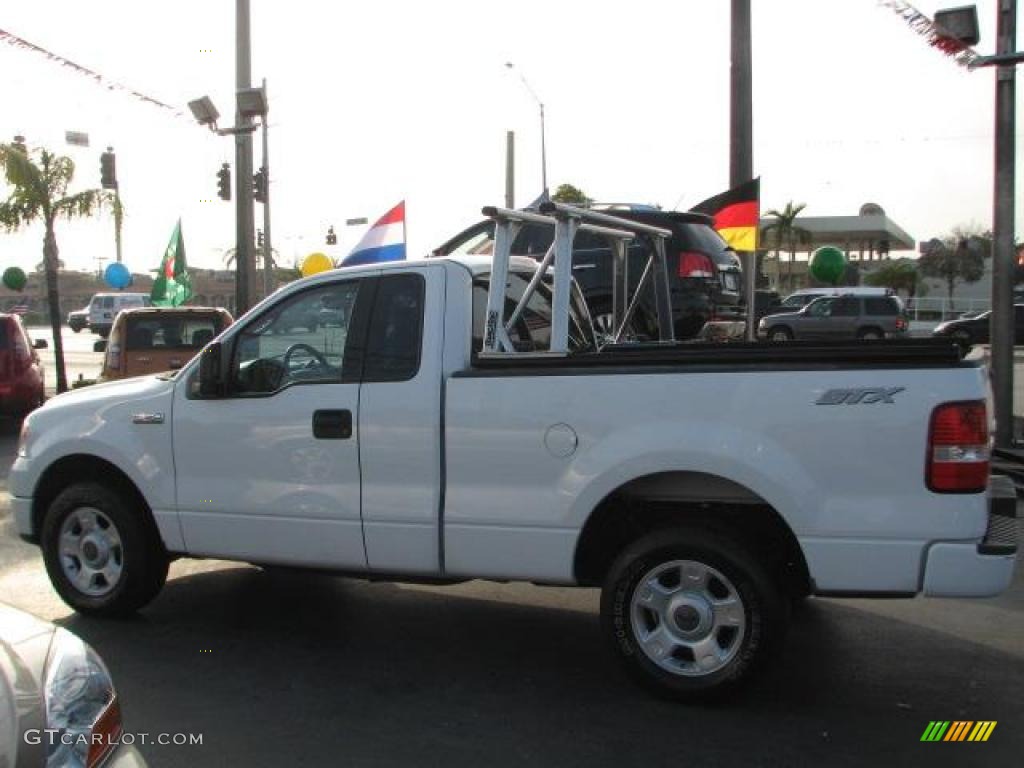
left=0, top=27, right=185, bottom=116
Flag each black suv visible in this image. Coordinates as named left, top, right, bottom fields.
left=432, top=205, right=742, bottom=340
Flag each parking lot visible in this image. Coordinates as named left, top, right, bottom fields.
left=1, top=413, right=1022, bottom=766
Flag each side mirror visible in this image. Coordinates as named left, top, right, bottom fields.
left=199, top=341, right=224, bottom=397
left=93, top=340, right=107, bottom=353
left=33, top=339, right=48, bottom=350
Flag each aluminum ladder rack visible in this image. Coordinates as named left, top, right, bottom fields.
left=479, top=202, right=675, bottom=357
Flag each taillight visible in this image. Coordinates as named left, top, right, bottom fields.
left=678, top=251, right=715, bottom=278
left=106, top=343, right=121, bottom=372
left=896, top=316, right=908, bottom=331
left=927, top=401, right=990, bottom=493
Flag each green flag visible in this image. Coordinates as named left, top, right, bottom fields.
left=151, top=219, right=192, bottom=307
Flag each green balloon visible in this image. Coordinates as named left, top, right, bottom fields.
left=809, top=246, right=847, bottom=286
left=2, top=267, right=27, bottom=292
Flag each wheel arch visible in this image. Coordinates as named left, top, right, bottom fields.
left=31, top=454, right=160, bottom=544
left=573, top=470, right=811, bottom=597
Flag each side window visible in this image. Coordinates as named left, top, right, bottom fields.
left=807, top=298, right=833, bottom=317
left=865, top=298, right=898, bottom=316
left=363, top=274, right=424, bottom=382
left=832, top=298, right=859, bottom=317
left=511, top=224, right=554, bottom=257
left=231, top=281, right=360, bottom=395
left=102, top=297, right=115, bottom=309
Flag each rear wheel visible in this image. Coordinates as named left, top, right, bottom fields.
left=41, top=483, right=168, bottom=617
left=767, top=326, right=793, bottom=342
left=589, top=299, right=649, bottom=343
left=857, top=327, right=884, bottom=341
left=601, top=528, right=784, bottom=701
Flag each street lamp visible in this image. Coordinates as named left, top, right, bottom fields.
left=189, top=87, right=270, bottom=309
left=238, top=81, right=274, bottom=297
left=505, top=62, right=548, bottom=195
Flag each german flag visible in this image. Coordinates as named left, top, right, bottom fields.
left=691, top=177, right=760, bottom=252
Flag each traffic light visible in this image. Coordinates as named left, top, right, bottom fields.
left=257, top=229, right=264, bottom=248
left=100, top=147, right=117, bottom=190
left=326, top=225, right=337, bottom=245
left=253, top=168, right=267, bottom=203
left=217, top=163, right=231, bottom=201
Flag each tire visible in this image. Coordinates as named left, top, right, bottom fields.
left=857, top=328, right=883, bottom=341
left=767, top=326, right=792, bottom=342
left=601, top=527, right=785, bottom=701
left=589, top=298, right=652, bottom=343
left=952, top=329, right=973, bottom=348
left=41, top=482, right=168, bottom=617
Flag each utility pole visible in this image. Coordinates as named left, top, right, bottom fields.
left=505, top=130, right=515, bottom=208
left=730, top=0, right=757, bottom=341
left=991, top=0, right=1017, bottom=448
left=260, top=78, right=274, bottom=298
left=234, top=0, right=256, bottom=315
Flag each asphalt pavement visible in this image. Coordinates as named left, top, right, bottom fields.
left=0, top=417, right=1022, bottom=767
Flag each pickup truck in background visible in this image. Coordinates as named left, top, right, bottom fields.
left=8, top=251, right=1017, bottom=700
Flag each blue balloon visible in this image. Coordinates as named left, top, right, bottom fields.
left=104, top=262, right=132, bottom=289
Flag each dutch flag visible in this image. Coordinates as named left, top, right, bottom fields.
left=341, top=201, right=406, bottom=266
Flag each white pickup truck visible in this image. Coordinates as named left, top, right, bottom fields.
left=9, top=243, right=1018, bottom=700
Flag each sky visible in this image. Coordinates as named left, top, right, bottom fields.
left=0, top=0, right=1020, bottom=275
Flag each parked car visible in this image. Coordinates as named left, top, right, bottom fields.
left=11, top=250, right=1016, bottom=701
left=0, top=602, right=146, bottom=767
left=87, top=293, right=151, bottom=338
left=433, top=204, right=742, bottom=341
left=96, top=306, right=233, bottom=381
left=775, top=286, right=893, bottom=312
left=67, top=307, right=89, bottom=333
left=0, top=313, right=47, bottom=417
left=758, top=294, right=908, bottom=341
left=932, top=305, right=1024, bottom=347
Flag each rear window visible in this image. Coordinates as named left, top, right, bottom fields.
left=865, top=298, right=899, bottom=316
left=125, top=315, right=225, bottom=350
left=0, top=320, right=8, bottom=349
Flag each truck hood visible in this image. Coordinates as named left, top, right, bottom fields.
left=760, top=310, right=803, bottom=323
left=32, top=374, right=176, bottom=423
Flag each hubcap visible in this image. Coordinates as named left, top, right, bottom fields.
left=58, top=507, right=123, bottom=597
left=630, top=560, right=746, bottom=677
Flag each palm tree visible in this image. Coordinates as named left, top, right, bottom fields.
left=762, top=202, right=810, bottom=292
left=0, top=143, right=110, bottom=393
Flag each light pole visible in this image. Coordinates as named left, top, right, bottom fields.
left=505, top=62, right=547, bottom=195
left=931, top=4, right=1020, bottom=448
left=730, top=0, right=757, bottom=342
left=189, top=84, right=269, bottom=312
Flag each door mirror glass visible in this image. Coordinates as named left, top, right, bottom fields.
left=33, top=338, right=48, bottom=350
left=93, top=339, right=107, bottom=353
left=199, top=341, right=223, bottom=397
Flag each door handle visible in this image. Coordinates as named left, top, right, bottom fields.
left=312, top=409, right=352, bottom=439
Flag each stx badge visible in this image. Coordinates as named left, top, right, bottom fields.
left=815, top=387, right=905, bottom=405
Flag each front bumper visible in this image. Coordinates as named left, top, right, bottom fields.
left=923, top=475, right=1018, bottom=597
left=11, top=495, right=34, bottom=543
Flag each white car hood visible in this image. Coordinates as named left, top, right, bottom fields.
left=36, top=374, right=177, bottom=419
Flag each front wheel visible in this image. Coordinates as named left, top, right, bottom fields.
left=601, top=528, right=784, bottom=701
left=41, top=483, right=169, bottom=617
left=767, top=326, right=793, bottom=342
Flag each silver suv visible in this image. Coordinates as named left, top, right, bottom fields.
left=758, top=295, right=908, bottom=341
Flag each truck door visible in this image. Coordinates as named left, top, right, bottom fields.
left=172, top=277, right=370, bottom=569
left=357, top=268, right=443, bottom=573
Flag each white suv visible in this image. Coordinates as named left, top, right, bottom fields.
left=87, top=292, right=150, bottom=337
